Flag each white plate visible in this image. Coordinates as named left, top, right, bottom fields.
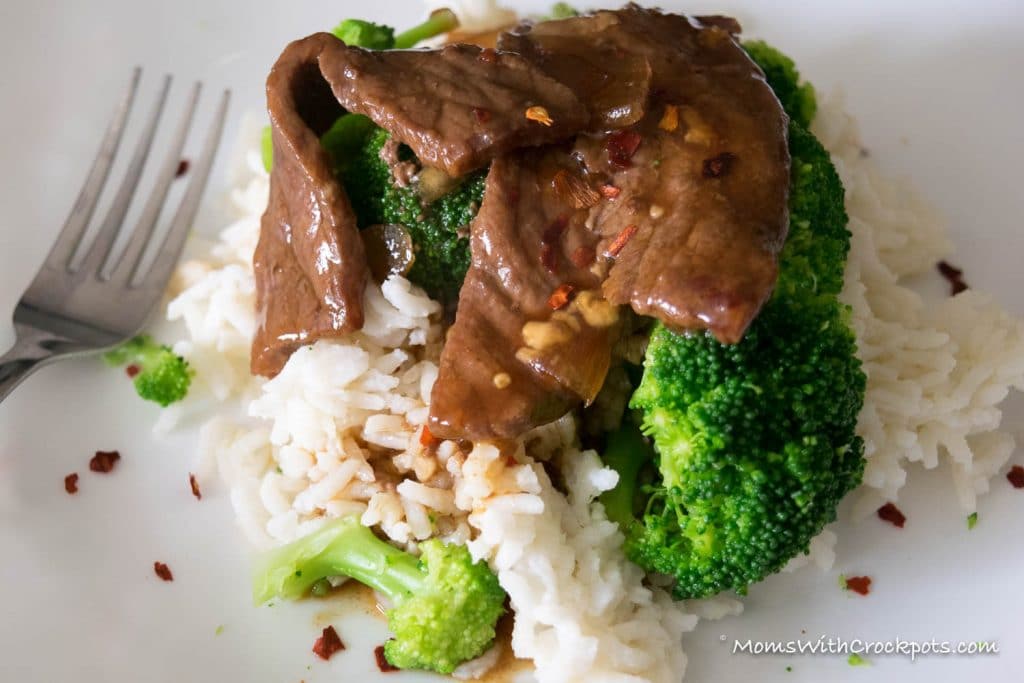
left=1, top=1, right=1022, bottom=681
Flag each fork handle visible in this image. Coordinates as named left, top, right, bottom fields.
left=0, top=323, right=61, bottom=403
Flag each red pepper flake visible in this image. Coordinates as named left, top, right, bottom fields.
left=547, top=284, right=575, bottom=310
left=844, top=575, right=872, bottom=596
left=125, top=364, right=140, bottom=378
left=419, top=425, right=441, bottom=450
left=64, top=473, right=79, bottom=495
left=606, top=224, right=639, bottom=258
left=607, top=129, right=642, bottom=169
left=542, top=216, right=568, bottom=244
left=525, top=106, right=554, bottom=126
left=189, top=473, right=202, bottom=500
left=599, top=184, right=621, bottom=200
left=540, top=243, right=559, bottom=273
left=89, top=450, right=121, bottom=473
left=876, top=502, right=906, bottom=528
left=175, top=159, right=190, bottom=178
left=1007, top=465, right=1024, bottom=489
left=478, top=48, right=497, bottom=63
left=313, top=626, right=346, bottom=661
left=570, top=245, right=596, bottom=268
left=702, top=152, right=736, bottom=178
left=936, top=260, right=969, bottom=296
left=540, top=216, right=569, bottom=274
left=374, top=645, right=399, bottom=672
left=472, top=107, right=491, bottom=124
left=153, top=562, right=174, bottom=582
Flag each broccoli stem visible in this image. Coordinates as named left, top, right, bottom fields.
left=394, top=9, right=459, bottom=49
left=253, top=516, right=423, bottom=605
left=600, top=424, right=651, bottom=529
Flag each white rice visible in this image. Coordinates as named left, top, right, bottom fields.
left=160, top=86, right=1024, bottom=683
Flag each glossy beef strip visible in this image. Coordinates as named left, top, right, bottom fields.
left=252, top=35, right=368, bottom=377
left=313, top=34, right=588, bottom=176
left=506, top=6, right=791, bottom=343
left=429, top=149, right=618, bottom=440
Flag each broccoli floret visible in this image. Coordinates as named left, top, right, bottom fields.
left=340, top=127, right=484, bottom=301
left=743, top=40, right=817, bottom=129
left=253, top=516, right=505, bottom=674
left=103, top=335, right=193, bottom=407
left=332, top=19, right=396, bottom=49
left=606, top=49, right=865, bottom=597
left=548, top=3, right=580, bottom=19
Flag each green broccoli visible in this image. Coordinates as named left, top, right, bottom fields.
left=332, top=19, right=396, bottom=50
left=253, top=516, right=505, bottom=674
left=339, top=127, right=484, bottom=302
left=548, top=3, right=580, bottom=19
left=743, top=40, right=817, bottom=129
left=103, top=335, right=193, bottom=407
left=603, top=47, right=866, bottom=600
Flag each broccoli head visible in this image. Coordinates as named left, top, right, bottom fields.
left=603, top=44, right=866, bottom=599
left=332, top=19, right=396, bottom=50
left=103, top=335, right=193, bottom=407
left=338, top=127, right=484, bottom=302
left=743, top=40, right=817, bottom=129
left=254, top=516, right=506, bottom=674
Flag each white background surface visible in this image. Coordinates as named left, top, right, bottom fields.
left=1, top=1, right=1022, bottom=681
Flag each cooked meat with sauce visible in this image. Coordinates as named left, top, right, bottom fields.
left=429, top=150, right=619, bottom=439
left=502, top=7, right=790, bottom=343
left=253, top=5, right=791, bottom=439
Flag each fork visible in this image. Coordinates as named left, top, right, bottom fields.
left=0, top=69, right=229, bottom=403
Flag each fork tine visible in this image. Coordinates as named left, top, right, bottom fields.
left=42, top=67, right=141, bottom=271
left=138, top=88, right=231, bottom=290
left=108, top=81, right=200, bottom=284
left=78, top=74, right=172, bottom=278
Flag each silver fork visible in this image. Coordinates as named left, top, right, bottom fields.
left=0, top=69, right=230, bottom=403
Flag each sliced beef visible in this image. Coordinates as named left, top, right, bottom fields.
left=500, top=14, right=652, bottom=129
left=505, top=7, right=791, bottom=343
left=252, top=35, right=368, bottom=377
left=315, top=35, right=588, bottom=176
left=429, top=150, right=616, bottom=440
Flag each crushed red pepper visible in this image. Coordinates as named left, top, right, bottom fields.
left=844, top=575, right=872, bottom=596
left=876, top=502, right=906, bottom=528
left=1007, top=465, right=1024, bottom=489
left=64, top=473, right=79, bottom=495
left=937, top=260, right=969, bottom=296
left=419, top=425, right=441, bottom=450
left=189, top=473, right=202, bottom=500
left=313, top=626, right=346, bottom=661
left=606, top=224, right=639, bottom=257
left=606, top=129, right=642, bottom=168
left=175, top=159, right=190, bottom=178
left=126, top=364, right=140, bottom=378
left=89, top=450, right=121, bottom=473
left=374, top=645, right=399, bottom=672
left=599, top=183, right=621, bottom=199
left=702, top=152, right=736, bottom=178
left=540, top=243, right=559, bottom=273
left=154, top=562, right=174, bottom=582
left=547, top=284, right=575, bottom=310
